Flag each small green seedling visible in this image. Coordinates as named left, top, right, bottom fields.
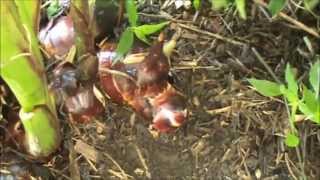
left=115, top=0, right=169, bottom=59
left=193, top=0, right=201, bottom=10
left=248, top=58, right=320, bottom=147
left=266, top=0, right=319, bottom=15
left=211, top=0, right=319, bottom=19
left=211, top=0, right=247, bottom=19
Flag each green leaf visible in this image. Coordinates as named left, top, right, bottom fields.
left=285, top=133, right=300, bottom=147
left=193, top=0, right=201, bottom=10
left=280, top=85, right=298, bottom=104
left=313, top=110, right=320, bottom=123
left=303, top=86, right=318, bottom=112
left=132, top=21, right=169, bottom=44
left=125, top=0, right=138, bottom=27
left=235, top=0, right=246, bottom=19
left=298, top=102, right=312, bottom=118
left=248, top=78, right=282, bottom=97
left=115, top=28, right=134, bottom=59
left=133, top=22, right=169, bottom=36
left=304, top=0, right=320, bottom=10
left=268, top=0, right=287, bottom=16
left=47, top=0, right=62, bottom=19
left=299, top=102, right=320, bottom=123
left=285, top=64, right=298, bottom=96
left=211, top=0, right=231, bottom=10
left=300, top=86, right=320, bottom=123
left=309, top=59, right=320, bottom=98
left=134, top=29, right=150, bottom=44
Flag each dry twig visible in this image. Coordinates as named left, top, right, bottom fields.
left=253, top=0, right=320, bottom=38
left=177, top=23, right=246, bottom=46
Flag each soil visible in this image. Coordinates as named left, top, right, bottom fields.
left=1, top=0, right=320, bottom=180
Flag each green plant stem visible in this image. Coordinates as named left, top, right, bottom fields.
left=252, top=47, right=306, bottom=178
left=288, top=102, right=306, bottom=179
left=0, top=0, right=60, bottom=158
left=289, top=104, right=298, bottom=132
